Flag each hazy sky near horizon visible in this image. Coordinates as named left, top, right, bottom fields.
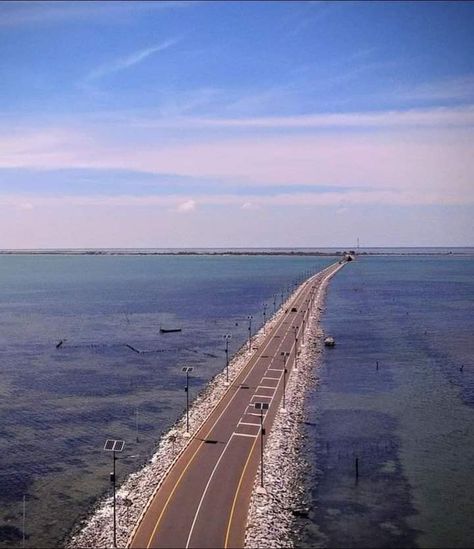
left=1, top=1, right=473, bottom=248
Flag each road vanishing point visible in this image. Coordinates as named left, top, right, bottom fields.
left=129, top=261, right=344, bottom=549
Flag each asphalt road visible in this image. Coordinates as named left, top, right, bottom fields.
left=129, top=261, right=343, bottom=549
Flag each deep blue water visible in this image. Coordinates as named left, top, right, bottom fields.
left=299, top=256, right=474, bottom=548
left=0, top=254, right=333, bottom=548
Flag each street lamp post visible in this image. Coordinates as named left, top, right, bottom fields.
left=292, top=325, right=299, bottom=370
left=262, top=304, right=267, bottom=333
left=223, top=334, right=232, bottom=385
left=103, top=439, right=125, bottom=548
left=273, top=294, right=277, bottom=313
left=247, top=315, right=253, bottom=351
left=293, top=325, right=299, bottom=351
left=182, top=367, right=194, bottom=436
left=281, top=351, right=290, bottom=411
left=254, top=402, right=269, bottom=493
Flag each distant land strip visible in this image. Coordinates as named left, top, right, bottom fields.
left=0, top=250, right=345, bottom=256
left=0, top=249, right=469, bottom=256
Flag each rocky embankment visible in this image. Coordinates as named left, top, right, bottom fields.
left=244, top=266, right=340, bottom=548
left=66, top=264, right=341, bottom=549
left=66, top=297, right=291, bottom=549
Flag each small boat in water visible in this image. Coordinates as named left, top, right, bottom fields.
left=160, top=327, right=182, bottom=334
left=324, top=336, right=335, bottom=347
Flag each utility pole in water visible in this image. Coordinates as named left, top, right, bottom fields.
left=22, top=495, right=25, bottom=548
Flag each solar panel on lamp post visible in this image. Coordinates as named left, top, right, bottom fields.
left=182, top=367, right=194, bottom=436
left=103, top=439, right=125, bottom=548
left=254, top=402, right=269, bottom=494
left=223, top=334, right=232, bottom=385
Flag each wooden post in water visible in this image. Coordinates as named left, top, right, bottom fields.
left=355, top=457, right=359, bottom=480
left=135, top=408, right=139, bottom=443
left=22, top=495, right=26, bottom=548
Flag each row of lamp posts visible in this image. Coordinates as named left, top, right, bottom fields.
left=102, top=269, right=318, bottom=544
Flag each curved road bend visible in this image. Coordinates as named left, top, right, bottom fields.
left=129, top=261, right=344, bottom=549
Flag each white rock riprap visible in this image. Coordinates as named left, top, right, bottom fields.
left=66, top=295, right=295, bottom=549
left=244, top=265, right=342, bottom=549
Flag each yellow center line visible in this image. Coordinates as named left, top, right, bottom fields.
left=224, top=435, right=260, bottom=549
left=143, top=279, right=304, bottom=547
left=141, top=264, right=340, bottom=548
left=224, top=265, right=341, bottom=547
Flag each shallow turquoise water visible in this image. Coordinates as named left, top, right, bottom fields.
left=0, top=254, right=333, bottom=548
left=299, top=256, right=474, bottom=548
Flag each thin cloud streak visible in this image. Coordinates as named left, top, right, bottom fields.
left=1, top=185, right=472, bottom=209
left=110, top=105, right=474, bottom=130
left=394, top=74, right=474, bottom=103
left=85, top=38, right=180, bottom=82
left=0, top=108, right=472, bottom=209
left=0, top=2, right=193, bottom=27
left=173, top=106, right=474, bottom=130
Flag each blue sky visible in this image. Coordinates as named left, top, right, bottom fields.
left=1, top=1, right=473, bottom=247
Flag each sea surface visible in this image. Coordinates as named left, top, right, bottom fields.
left=1, top=252, right=473, bottom=549
left=0, top=254, right=333, bottom=548
left=298, top=254, right=474, bottom=548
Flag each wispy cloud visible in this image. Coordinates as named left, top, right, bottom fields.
left=1, top=186, right=471, bottom=210
left=241, top=201, right=260, bottom=210
left=285, top=1, right=342, bottom=38
left=0, top=1, right=193, bottom=28
left=85, top=38, right=180, bottom=82
left=176, top=199, right=197, bottom=213
left=111, top=105, right=474, bottom=130
left=394, top=74, right=474, bottom=103
left=197, top=105, right=474, bottom=129
left=0, top=106, right=472, bottom=210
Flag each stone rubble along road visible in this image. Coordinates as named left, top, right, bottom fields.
left=67, top=262, right=342, bottom=549
left=66, top=295, right=291, bottom=549
left=244, top=297, right=330, bottom=548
